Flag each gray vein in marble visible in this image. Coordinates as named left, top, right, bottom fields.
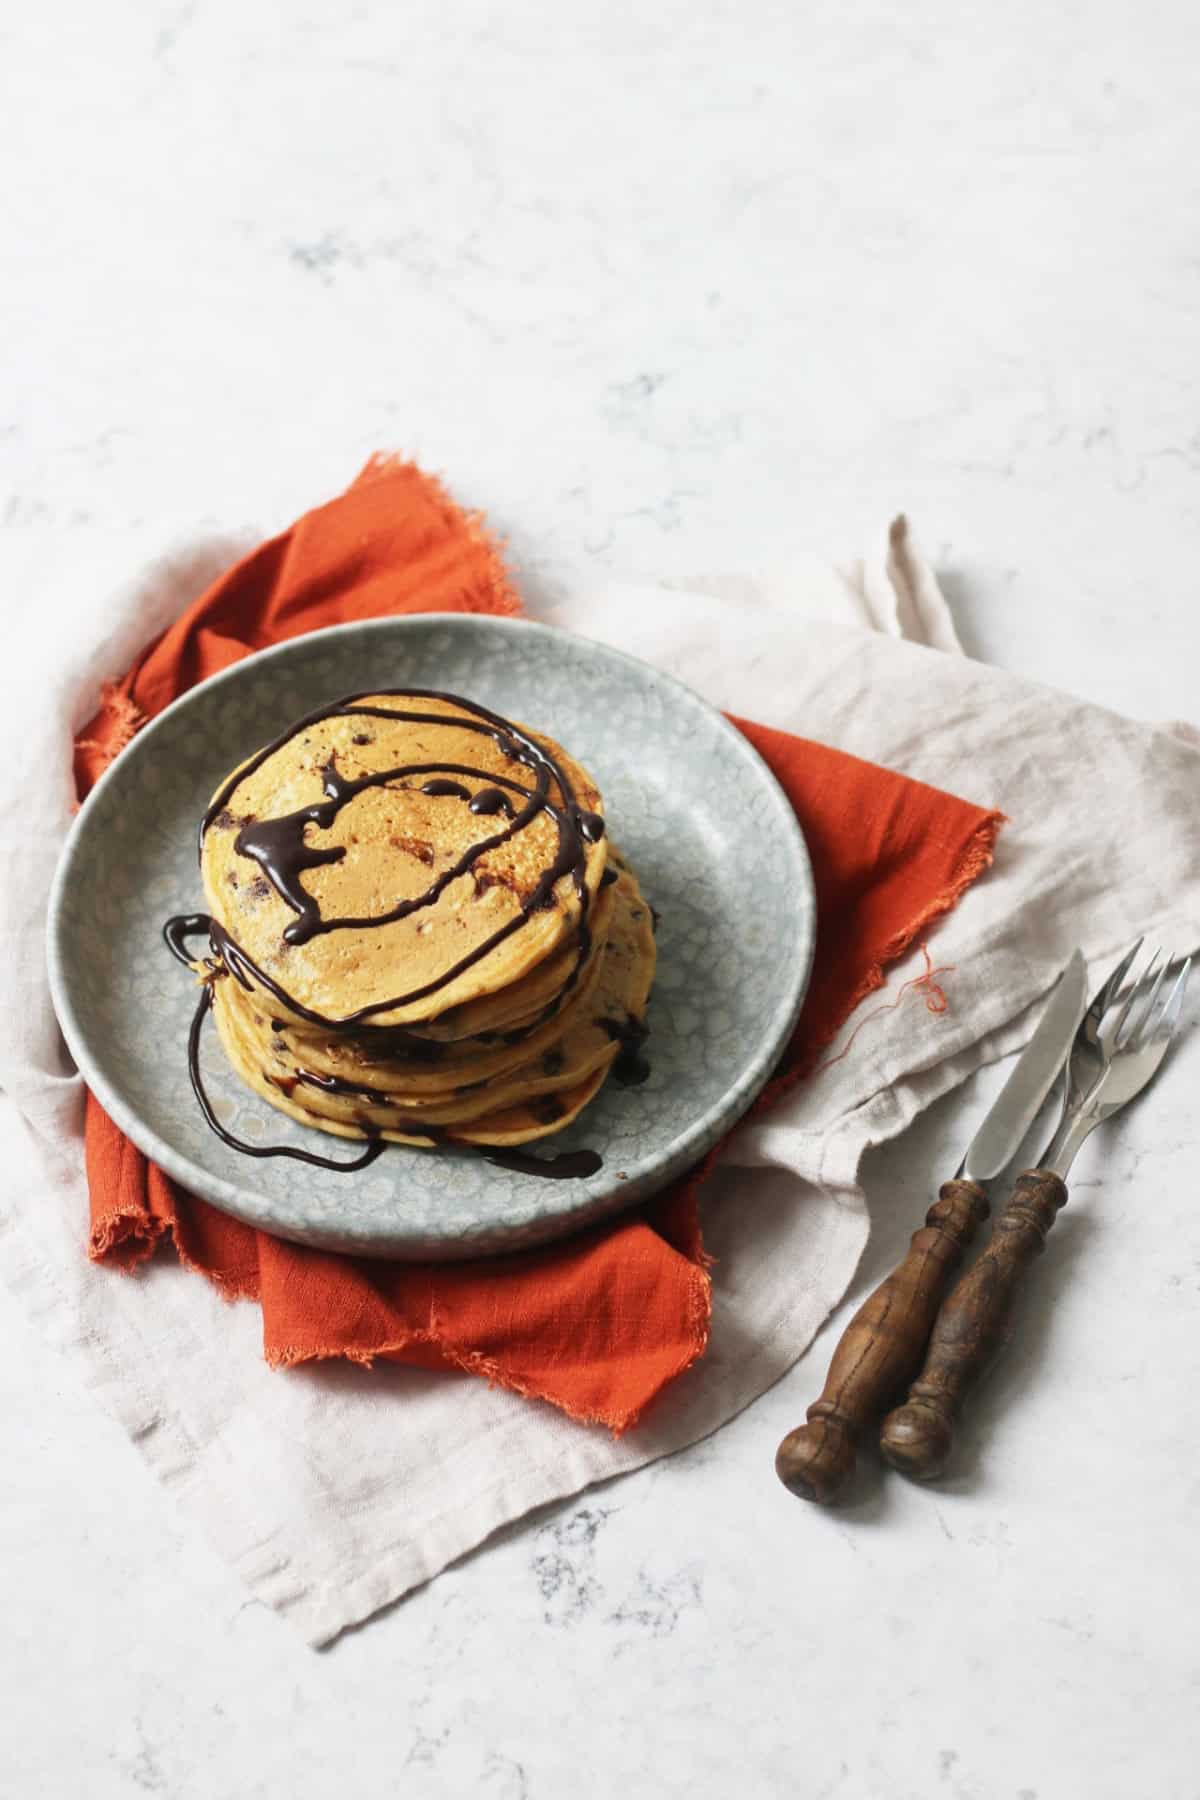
left=530, top=1504, right=612, bottom=1627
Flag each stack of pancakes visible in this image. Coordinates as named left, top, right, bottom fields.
left=194, top=690, right=655, bottom=1149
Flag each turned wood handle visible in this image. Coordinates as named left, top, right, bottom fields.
left=879, top=1169, right=1068, bottom=1481
left=775, top=1179, right=989, bottom=1503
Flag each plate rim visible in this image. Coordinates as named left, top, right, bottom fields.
left=47, top=612, right=816, bottom=1257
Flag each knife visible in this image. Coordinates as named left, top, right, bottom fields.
left=774, top=950, right=1088, bottom=1504
left=879, top=942, right=1189, bottom=1480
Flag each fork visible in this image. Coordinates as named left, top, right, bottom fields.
left=879, top=942, right=1192, bottom=1480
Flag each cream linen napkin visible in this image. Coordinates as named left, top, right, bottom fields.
left=1, top=521, right=1197, bottom=1646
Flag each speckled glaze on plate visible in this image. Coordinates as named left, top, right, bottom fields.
left=47, top=616, right=815, bottom=1259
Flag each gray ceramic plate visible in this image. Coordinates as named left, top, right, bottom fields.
left=47, top=616, right=815, bottom=1259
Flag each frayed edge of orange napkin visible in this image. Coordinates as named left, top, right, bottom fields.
left=262, top=1261, right=712, bottom=1434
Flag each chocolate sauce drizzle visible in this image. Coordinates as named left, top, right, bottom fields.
left=295, top=1066, right=394, bottom=1104
left=468, top=785, right=515, bottom=818
left=167, top=920, right=387, bottom=1172
left=415, top=779, right=516, bottom=817
left=164, top=912, right=217, bottom=969
left=418, top=777, right=471, bottom=800
left=601, top=1014, right=652, bottom=1087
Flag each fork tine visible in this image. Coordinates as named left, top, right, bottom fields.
left=1154, top=956, right=1192, bottom=1045
left=1090, top=937, right=1143, bottom=1027
left=1128, top=955, right=1169, bottom=1049
left=1113, top=947, right=1164, bottom=1049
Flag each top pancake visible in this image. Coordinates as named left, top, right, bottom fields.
left=200, top=691, right=608, bottom=1028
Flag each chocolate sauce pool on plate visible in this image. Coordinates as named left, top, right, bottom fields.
left=484, top=1146, right=604, bottom=1180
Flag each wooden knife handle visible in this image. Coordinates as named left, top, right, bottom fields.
left=879, top=1169, right=1068, bottom=1481
left=775, top=1179, right=989, bottom=1504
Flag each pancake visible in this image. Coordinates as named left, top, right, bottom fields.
left=449, top=1068, right=609, bottom=1146
left=216, top=885, right=614, bottom=1101
left=176, top=686, right=658, bottom=1168
left=209, top=1052, right=610, bottom=1150
left=356, top=865, right=620, bottom=1045
left=200, top=691, right=607, bottom=1030
left=209, top=867, right=657, bottom=1143
left=220, top=864, right=618, bottom=1069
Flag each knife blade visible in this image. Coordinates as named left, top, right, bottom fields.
left=775, top=950, right=1088, bottom=1504
left=959, top=949, right=1088, bottom=1183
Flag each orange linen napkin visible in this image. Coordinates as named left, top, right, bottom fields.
left=78, top=459, right=1003, bottom=1432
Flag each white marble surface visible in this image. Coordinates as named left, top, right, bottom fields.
left=4, top=3, right=1199, bottom=1796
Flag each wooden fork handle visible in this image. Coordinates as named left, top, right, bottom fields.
left=879, top=1169, right=1068, bottom=1480
left=775, top=1179, right=989, bottom=1504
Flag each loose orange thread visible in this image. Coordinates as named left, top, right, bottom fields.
left=75, top=681, right=146, bottom=761
left=815, top=945, right=954, bottom=1074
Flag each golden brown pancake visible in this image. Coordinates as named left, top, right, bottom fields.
left=222, top=867, right=618, bottom=1072
left=210, top=867, right=657, bottom=1145
left=216, top=885, right=614, bottom=1100
left=190, top=687, right=656, bottom=1162
left=201, top=693, right=607, bottom=1030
